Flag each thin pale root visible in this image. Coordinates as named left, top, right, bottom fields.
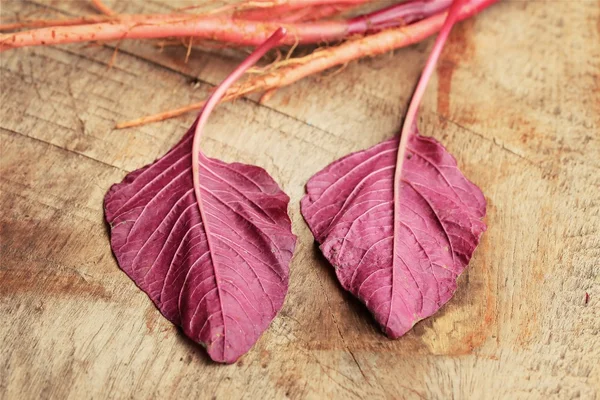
left=91, top=0, right=116, bottom=16
left=116, top=0, right=497, bottom=128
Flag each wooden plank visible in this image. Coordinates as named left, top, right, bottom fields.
left=1, top=0, right=598, bottom=399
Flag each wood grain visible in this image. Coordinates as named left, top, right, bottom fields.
left=1, top=1, right=599, bottom=399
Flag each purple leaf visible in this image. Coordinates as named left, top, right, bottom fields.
left=301, top=130, right=486, bottom=338
left=301, top=0, right=486, bottom=339
left=105, top=127, right=296, bottom=363
left=104, top=29, right=295, bottom=364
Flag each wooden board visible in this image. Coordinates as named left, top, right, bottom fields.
left=1, top=1, right=599, bottom=398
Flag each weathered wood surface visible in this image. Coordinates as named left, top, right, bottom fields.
left=1, top=1, right=599, bottom=399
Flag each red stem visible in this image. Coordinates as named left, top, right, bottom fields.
left=116, top=0, right=498, bottom=129
left=0, top=0, right=450, bottom=51
left=0, top=7, right=349, bottom=32
left=191, top=28, right=286, bottom=269
left=392, top=0, right=466, bottom=267
left=349, top=0, right=452, bottom=33
left=234, top=0, right=367, bottom=21
left=241, top=4, right=357, bottom=23
left=0, top=17, right=336, bottom=50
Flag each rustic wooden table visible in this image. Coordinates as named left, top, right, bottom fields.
left=1, top=1, right=598, bottom=399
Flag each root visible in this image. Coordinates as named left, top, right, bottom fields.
left=116, top=0, right=498, bottom=128
left=0, top=0, right=452, bottom=51
left=247, top=48, right=282, bottom=74
left=322, top=61, right=349, bottom=78
left=117, top=100, right=206, bottom=129
left=0, top=16, right=110, bottom=31
left=91, top=0, right=116, bottom=16
left=259, top=88, right=278, bottom=103
left=0, top=16, right=349, bottom=50
left=185, top=37, right=193, bottom=63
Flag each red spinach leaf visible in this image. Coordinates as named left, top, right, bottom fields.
left=300, top=0, right=486, bottom=338
left=104, top=29, right=296, bottom=363
left=301, top=133, right=485, bottom=337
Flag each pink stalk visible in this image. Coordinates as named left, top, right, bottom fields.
left=240, top=4, right=357, bottom=23
left=116, top=0, right=497, bottom=128
left=0, top=16, right=115, bottom=31
left=0, top=0, right=450, bottom=51
left=234, top=0, right=368, bottom=9
left=0, top=18, right=340, bottom=50
left=234, top=0, right=367, bottom=21
left=177, top=0, right=366, bottom=16
left=348, top=0, right=452, bottom=33
left=0, top=6, right=351, bottom=33
left=0, top=1, right=361, bottom=31
left=233, top=0, right=494, bottom=96
left=191, top=28, right=286, bottom=249
left=392, top=0, right=465, bottom=262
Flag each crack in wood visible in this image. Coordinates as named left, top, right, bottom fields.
left=0, top=127, right=128, bottom=172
